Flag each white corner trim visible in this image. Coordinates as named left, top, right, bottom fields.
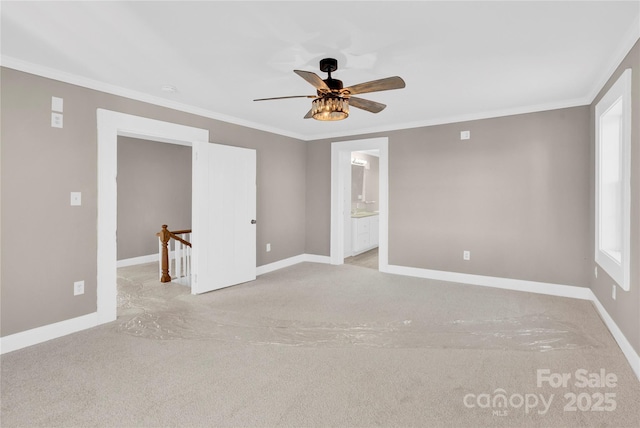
left=117, top=253, right=160, bottom=268
left=257, top=253, right=331, bottom=276
left=590, top=294, right=640, bottom=381
left=385, top=264, right=593, bottom=300
left=0, top=313, right=98, bottom=355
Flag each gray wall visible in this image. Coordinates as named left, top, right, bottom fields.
left=305, top=39, right=640, bottom=355
left=1, top=67, right=306, bottom=337
left=388, top=108, right=591, bottom=286
left=3, top=40, right=639, bottom=357
left=305, top=141, right=331, bottom=256
left=117, top=136, right=192, bottom=260
left=589, top=39, right=640, bottom=354
left=306, top=107, right=591, bottom=287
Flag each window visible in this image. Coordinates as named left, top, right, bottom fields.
left=595, top=69, right=631, bottom=291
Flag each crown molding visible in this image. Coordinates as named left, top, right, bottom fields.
left=0, top=55, right=308, bottom=141
left=587, top=15, right=640, bottom=104
left=3, top=13, right=638, bottom=145
left=304, top=97, right=591, bottom=141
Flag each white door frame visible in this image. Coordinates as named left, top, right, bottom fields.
left=96, top=109, right=209, bottom=324
left=191, top=142, right=257, bottom=294
left=330, top=137, right=389, bottom=271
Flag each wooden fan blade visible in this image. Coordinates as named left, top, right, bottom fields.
left=254, top=95, right=316, bottom=101
left=304, top=109, right=313, bottom=119
left=349, top=97, right=386, bottom=113
left=294, top=70, right=330, bottom=91
left=344, top=76, right=405, bottom=95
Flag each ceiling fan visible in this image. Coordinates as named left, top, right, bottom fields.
left=254, top=58, right=406, bottom=121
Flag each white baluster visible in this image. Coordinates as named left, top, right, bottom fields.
left=180, top=236, right=185, bottom=277
left=185, top=233, right=191, bottom=278
left=158, top=236, right=163, bottom=280
left=176, top=236, right=183, bottom=280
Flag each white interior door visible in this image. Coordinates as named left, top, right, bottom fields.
left=191, top=141, right=256, bottom=294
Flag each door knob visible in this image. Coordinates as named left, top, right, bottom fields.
left=251, top=219, right=257, bottom=224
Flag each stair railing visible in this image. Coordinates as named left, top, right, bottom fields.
left=157, top=224, right=192, bottom=283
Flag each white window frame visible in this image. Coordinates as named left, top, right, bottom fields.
left=595, top=69, right=632, bottom=291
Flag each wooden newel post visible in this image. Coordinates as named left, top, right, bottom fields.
left=158, top=225, right=171, bottom=283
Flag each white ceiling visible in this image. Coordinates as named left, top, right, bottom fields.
left=2, top=1, right=639, bottom=140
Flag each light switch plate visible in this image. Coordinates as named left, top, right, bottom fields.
left=51, top=96, right=64, bottom=112
left=51, top=112, right=63, bottom=128
left=460, top=130, right=470, bottom=140
left=70, top=192, right=81, bottom=206
left=74, top=280, right=84, bottom=296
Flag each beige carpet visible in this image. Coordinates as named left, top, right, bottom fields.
left=1, top=262, right=639, bottom=427
left=345, top=248, right=378, bottom=270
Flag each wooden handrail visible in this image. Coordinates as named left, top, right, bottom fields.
left=171, top=229, right=192, bottom=235
left=156, top=225, right=192, bottom=283
left=168, top=231, right=192, bottom=248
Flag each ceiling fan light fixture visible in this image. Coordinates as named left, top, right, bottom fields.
left=311, top=96, right=349, bottom=121
left=254, top=58, right=404, bottom=120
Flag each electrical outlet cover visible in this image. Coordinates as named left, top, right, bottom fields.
left=51, top=112, right=63, bottom=128
left=70, top=192, right=82, bottom=206
left=74, top=280, right=84, bottom=296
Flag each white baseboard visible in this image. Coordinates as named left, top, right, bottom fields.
left=0, top=312, right=98, bottom=355
left=590, top=293, right=640, bottom=381
left=121, top=252, right=332, bottom=276
left=385, top=264, right=593, bottom=300
left=120, top=252, right=331, bottom=276
left=303, top=254, right=332, bottom=265
left=386, top=263, right=639, bottom=381
left=117, top=253, right=159, bottom=267
left=3, top=256, right=638, bottom=381
left=257, top=253, right=331, bottom=276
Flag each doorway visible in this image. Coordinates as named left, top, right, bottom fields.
left=330, top=137, right=389, bottom=272
left=344, top=149, right=380, bottom=269
left=116, top=136, right=192, bottom=271
left=97, top=110, right=257, bottom=325
left=97, top=110, right=208, bottom=324
left=115, top=136, right=193, bottom=324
